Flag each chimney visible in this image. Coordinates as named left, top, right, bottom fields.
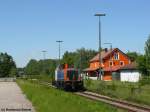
left=104, top=48, right=108, bottom=52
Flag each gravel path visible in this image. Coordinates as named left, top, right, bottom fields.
left=0, top=82, right=35, bottom=112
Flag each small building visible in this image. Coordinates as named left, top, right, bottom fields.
left=83, top=48, right=140, bottom=82
left=119, top=63, right=141, bottom=82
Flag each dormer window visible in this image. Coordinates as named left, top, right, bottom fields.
left=114, top=53, right=119, bottom=60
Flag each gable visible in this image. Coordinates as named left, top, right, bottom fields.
left=90, top=48, right=131, bottom=63
left=103, top=48, right=129, bottom=60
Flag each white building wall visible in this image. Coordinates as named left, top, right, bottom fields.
left=120, top=70, right=140, bottom=82
left=88, top=77, right=98, bottom=80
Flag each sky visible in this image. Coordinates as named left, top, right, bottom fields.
left=0, top=0, right=149, bottom=67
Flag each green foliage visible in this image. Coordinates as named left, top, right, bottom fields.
left=17, top=80, right=119, bottom=112
left=25, top=59, right=57, bottom=77
left=61, top=47, right=97, bottom=70
left=24, top=48, right=96, bottom=78
left=84, top=79, right=92, bottom=87
left=84, top=80, right=150, bottom=105
left=25, top=59, right=40, bottom=75
left=145, top=35, right=150, bottom=75
left=10, top=67, right=17, bottom=77
left=136, top=35, right=150, bottom=76
left=97, top=81, right=107, bottom=94
left=61, top=51, right=75, bottom=66
left=126, top=51, right=139, bottom=61
left=0, top=52, right=16, bottom=77
left=139, top=76, right=150, bottom=85
left=137, top=55, right=148, bottom=76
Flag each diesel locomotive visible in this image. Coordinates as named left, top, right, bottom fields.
left=52, top=64, right=83, bottom=90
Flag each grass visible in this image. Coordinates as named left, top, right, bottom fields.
left=20, top=75, right=53, bottom=83
left=17, top=79, right=125, bottom=112
left=84, top=79, right=150, bottom=106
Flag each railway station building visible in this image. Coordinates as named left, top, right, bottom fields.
left=83, top=48, right=141, bottom=82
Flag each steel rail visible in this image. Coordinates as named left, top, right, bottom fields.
left=75, top=91, right=150, bottom=112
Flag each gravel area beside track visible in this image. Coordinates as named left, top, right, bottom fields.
left=0, top=82, right=35, bottom=112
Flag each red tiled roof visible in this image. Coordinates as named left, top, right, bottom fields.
left=103, top=63, right=137, bottom=72
left=83, top=63, right=137, bottom=72
left=90, top=48, right=116, bottom=62
left=120, top=62, right=137, bottom=70
left=90, top=48, right=130, bottom=62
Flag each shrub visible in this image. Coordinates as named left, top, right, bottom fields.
left=97, top=81, right=107, bottom=94
left=139, top=76, right=150, bottom=86
left=84, top=79, right=92, bottom=87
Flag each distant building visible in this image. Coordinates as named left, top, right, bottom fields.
left=83, top=48, right=141, bottom=82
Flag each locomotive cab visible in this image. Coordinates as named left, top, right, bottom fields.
left=64, top=68, right=83, bottom=90
left=53, top=64, right=83, bottom=90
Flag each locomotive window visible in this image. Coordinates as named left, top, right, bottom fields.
left=67, top=70, right=78, bottom=80
left=67, top=70, right=78, bottom=75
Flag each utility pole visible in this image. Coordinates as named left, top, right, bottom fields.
left=56, top=41, right=63, bottom=65
left=94, top=13, right=106, bottom=80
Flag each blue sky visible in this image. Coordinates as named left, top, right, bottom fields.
left=0, top=0, right=149, bottom=67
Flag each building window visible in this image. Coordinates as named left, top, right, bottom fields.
left=114, top=53, right=119, bottom=60
left=120, top=61, right=124, bottom=66
left=113, top=62, right=115, bottom=66
left=109, top=61, right=113, bottom=67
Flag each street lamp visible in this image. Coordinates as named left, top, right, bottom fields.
left=104, top=43, right=112, bottom=50
left=42, top=50, right=47, bottom=74
left=56, top=40, right=63, bottom=65
left=42, top=50, right=47, bottom=60
left=94, top=13, right=106, bottom=80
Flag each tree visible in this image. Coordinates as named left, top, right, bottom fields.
left=126, top=51, right=139, bottom=62
left=75, top=48, right=97, bottom=70
left=25, top=59, right=40, bottom=75
left=137, top=35, right=150, bottom=76
left=25, top=59, right=58, bottom=76
left=0, top=53, right=16, bottom=77
left=145, top=35, right=150, bottom=75
left=61, top=51, right=76, bottom=66
left=61, top=48, right=97, bottom=70
left=137, top=55, right=148, bottom=76
left=10, top=67, right=17, bottom=77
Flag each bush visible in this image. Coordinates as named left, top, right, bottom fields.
left=97, top=81, right=107, bottom=94
left=107, top=82, right=116, bottom=91
left=84, top=79, right=92, bottom=87
left=139, top=76, right=150, bottom=86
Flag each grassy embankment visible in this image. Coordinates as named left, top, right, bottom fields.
left=84, top=79, right=150, bottom=106
left=21, top=75, right=52, bottom=83
left=17, top=79, right=125, bottom=112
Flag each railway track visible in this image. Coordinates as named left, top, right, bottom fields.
left=38, top=81, right=150, bottom=112
left=75, top=91, right=150, bottom=112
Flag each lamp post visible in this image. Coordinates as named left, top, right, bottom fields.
left=56, top=40, right=63, bottom=65
left=94, top=13, right=106, bottom=80
left=104, top=43, right=112, bottom=51
left=42, top=50, right=47, bottom=60
left=42, top=50, right=47, bottom=74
